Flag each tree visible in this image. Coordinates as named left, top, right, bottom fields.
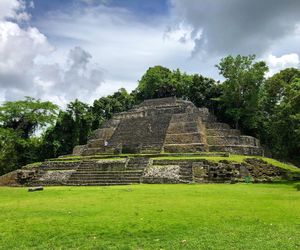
left=259, top=68, right=300, bottom=159
left=41, top=100, right=93, bottom=158
left=0, top=97, right=59, bottom=174
left=0, top=128, right=22, bottom=175
left=67, top=99, right=93, bottom=145
left=137, top=66, right=184, bottom=99
left=216, top=55, right=268, bottom=133
left=0, top=97, right=59, bottom=139
left=185, top=74, right=222, bottom=109
left=261, top=68, right=300, bottom=114
left=41, top=111, right=77, bottom=158
left=91, top=88, right=136, bottom=129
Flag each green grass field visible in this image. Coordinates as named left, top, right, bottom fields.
left=0, top=184, right=299, bottom=250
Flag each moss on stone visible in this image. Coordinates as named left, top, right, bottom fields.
left=154, top=154, right=300, bottom=173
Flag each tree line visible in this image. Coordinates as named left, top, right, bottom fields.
left=0, top=55, right=299, bottom=174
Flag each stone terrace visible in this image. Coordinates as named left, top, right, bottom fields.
left=73, top=97, right=264, bottom=156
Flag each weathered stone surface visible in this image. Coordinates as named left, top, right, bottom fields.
left=3, top=156, right=294, bottom=186
left=0, top=170, right=19, bottom=186
left=17, top=170, right=37, bottom=184
left=37, top=170, right=76, bottom=184
left=143, top=165, right=180, bottom=183
left=242, top=158, right=287, bottom=182
left=71, top=97, right=264, bottom=156
left=73, top=145, right=87, bottom=155
left=5, top=98, right=297, bottom=186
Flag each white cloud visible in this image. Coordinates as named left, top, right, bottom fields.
left=1, top=0, right=300, bottom=107
left=0, top=0, right=31, bottom=21
left=34, top=46, right=105, bottom=106
left=266, top=53, right=299, bottom=77
left=34, top=4, right=198, bottom=98
left=0, top=0, right=105, bottom=107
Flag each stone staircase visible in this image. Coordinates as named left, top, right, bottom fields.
left=163, top=113, right=206, bottom=153
left=205, top=119, right=263, bottom=155
left=74, top=124, right=119, bottom=156
left=66, top=158, right=150, bottom=186
left=108, top=114, right=172, bottom=153
left=30, top=162, right=79, bottom=186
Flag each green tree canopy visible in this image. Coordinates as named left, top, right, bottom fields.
left=92, top=88, right=136, bottom=129
left=0, top=97, right=59, bottom=139
left=0, top=97, right=59, bottom=174
left=185, top=74, right=222, bottom=109
left=216, top=55, right=268, bottom=132
left=136, top=66, right=188, bottom=99
left=259, top=68, right=300, bottom=159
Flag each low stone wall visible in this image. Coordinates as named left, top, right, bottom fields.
left=0, top=170, right=19, bottom=186
left=242, top=158, right=287, bottom=182
left=143, top=165, right=180, bottom=184
left=1, top=157, right=294, bottom=186
left=151, top=158, right=289, bottom=184
left=36, top=170, right=76, bottom=185
left=40, top=161, right=81, bottom=170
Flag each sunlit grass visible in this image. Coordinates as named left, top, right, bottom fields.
left=0, top=184, right=299, bottom=249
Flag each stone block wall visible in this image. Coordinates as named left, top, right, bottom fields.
left=109, top=114, right=172, bottom=153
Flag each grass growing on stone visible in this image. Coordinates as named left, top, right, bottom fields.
left=0, top=184, right=299, bottom=250
left=156, top=155, right=300, bottom=173
left=22, top=162, right=43, bottom=169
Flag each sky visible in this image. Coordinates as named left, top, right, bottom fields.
left=1, top=0, right=300, bottom=107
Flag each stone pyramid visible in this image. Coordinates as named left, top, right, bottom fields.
left=73, top=97, right=263, bottom=156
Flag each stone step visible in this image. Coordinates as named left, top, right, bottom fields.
left=166, top=122, right=199, bottom=134
left=127, top=158, right=150, bottom=164
left=197, top=108, right=217, bottom=122
left=68, top=180, right=140, bottom=184
left=82, top=147, right=115, bottom=156
left=72, top=171, right=142, bottom=174
left=126, top=158, right=150, bottom=170
left=39, top=167, right=79, bottom=171
left=70, top=174, right=142, bottom=179
left=163, top=143, right=206, bottom=153
left=207, top=136, right=260, bottom=147
left=126, top=167, right=148, bottom=171
left=88, top=127, right=116, bottom=140
left=70, top=172, right=142, bottom=176
left=67, top=182, right=132, bottom=186
left=206, top=129, right=241, bottom=136
left=165, top=132, right=202, bottom=144
left=68, top=174, right=142, bottom=178
left=205, top=122, right=231, bottom=130
left=68, top=177, right=141, bottom=181
left=170, top=114, right=197, bottom=123
left=208, top=145, right=263, bottom=156
left=86, top=139, right=105, bottom=148
left=77, top=166, right=126, bottom=171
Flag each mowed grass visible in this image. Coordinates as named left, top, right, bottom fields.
left=0, top=184, right=299, bottom=250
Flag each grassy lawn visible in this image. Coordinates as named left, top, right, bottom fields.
left=0, top=184, right=299, bottom=250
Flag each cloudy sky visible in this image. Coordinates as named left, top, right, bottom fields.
left=1, top=0, right=300, bottom=106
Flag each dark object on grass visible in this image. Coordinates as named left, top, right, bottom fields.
left=295, top=183, right=300, bottom=191
left=28, top=186, right=44, bottom=192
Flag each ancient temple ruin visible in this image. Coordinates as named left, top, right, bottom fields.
left=3, top=97, right=294, bottom=187
left=73, top=97, right=263, bottom=156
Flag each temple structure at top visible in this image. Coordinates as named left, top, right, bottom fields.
left=73, top=97, right=263, bottom=156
